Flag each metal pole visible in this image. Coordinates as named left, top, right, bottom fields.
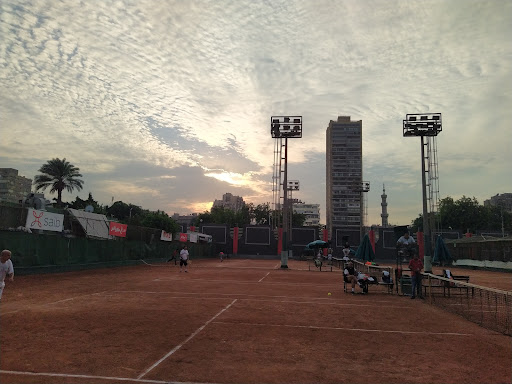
left=281, top=138, right=289, bottom=268
left=421, top=136, right=432, bottom=272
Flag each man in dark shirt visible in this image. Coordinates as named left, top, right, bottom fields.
left=344, top=261, right=360, bottom=294
left=408, top=252, right=424, bottom=299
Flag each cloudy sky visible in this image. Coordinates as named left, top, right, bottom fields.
left=1, top=0, right=511, bottom=226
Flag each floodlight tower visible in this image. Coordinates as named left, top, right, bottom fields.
left=271, top=116, right=302, bottom=268
left=352, top=181, right=370, bottom=241
left=403, top=113, right=442, bottom=273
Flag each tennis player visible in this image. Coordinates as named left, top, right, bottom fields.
left=179, top=246, right=189, bottom=273
left=0, top=249, right=14, bottom=301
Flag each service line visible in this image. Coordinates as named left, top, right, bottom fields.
left=137, top=299, right=238, bottom=379
left=258, top=272, right=270, bottom=282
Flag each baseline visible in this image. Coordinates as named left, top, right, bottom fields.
left=212, top=321, right=475, bottom=336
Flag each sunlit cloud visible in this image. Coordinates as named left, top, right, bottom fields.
left=1, top=0, right=510, bottom=225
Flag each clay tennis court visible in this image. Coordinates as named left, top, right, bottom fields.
left=1, top=258, right=510, bottom=384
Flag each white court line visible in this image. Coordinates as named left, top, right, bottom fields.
left=111, top=290, right=401, bottom=304
left=108, top=291, right=412, bottom=308
left=153, top=277, right=341, bottom=288
left=258, top=272, right=270, bottom=282
left=0, top=291, right=108, bottom=316
left=213, top=321, right=474, bottom=336
left=0, top=369, right=167, bottom=383
left=274, top=262, right=281, bottom=269
left=137, top=299, right=238, bottom=379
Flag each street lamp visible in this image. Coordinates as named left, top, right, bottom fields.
left=403, top=113, right=442, bottom=273
left=271, top=116, right=302, bottom=269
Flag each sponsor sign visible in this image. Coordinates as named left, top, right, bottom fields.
left=26, top=208, right=64, bottom=232
left=161, top=230, right=172, bottom=242
left=179, top=233, right=188, bottom=242
left=109, top=222, right=127, bottom=237
left=189, top=233, right=198, bottom=243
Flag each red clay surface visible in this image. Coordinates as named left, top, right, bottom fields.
left=0, top=258, right=510, bottom=384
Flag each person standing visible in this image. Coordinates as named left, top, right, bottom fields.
left=179, top=246, right=189, bottom=273
left=342, top=243, right=352, bottom=261
left=0, top=249, right=14, bottom=301
left=408, top=252, right=424, bottom=299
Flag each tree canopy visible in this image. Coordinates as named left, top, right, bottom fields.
left=411, top=195, right=511, bottom=233
left=33, top=158, right=84, bottom=207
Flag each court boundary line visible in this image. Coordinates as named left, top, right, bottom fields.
left=0, top=291, right=108, bottom=316
left=212, top=321, right=475, bottom=336
left=111, top=290, right=403, bottom=304
left=137, top=299, right=238, bottom=379
left=258, top=272, right=270, bottom=282
left=153, top=277, right=342, bottom=288
left=0, top=369, right=167, bottom=383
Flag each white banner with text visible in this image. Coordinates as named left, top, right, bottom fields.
left=25, top=208, right=64, bottom=232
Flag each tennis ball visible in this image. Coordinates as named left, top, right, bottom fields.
left=328, top=292, right=331, bottom=296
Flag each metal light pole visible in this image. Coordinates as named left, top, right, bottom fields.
left=271, top=116, right=302, bottom=269
left=403, top=113, right=442, bottom=273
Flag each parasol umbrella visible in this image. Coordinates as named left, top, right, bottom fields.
left=354, top=234, right=375, bottom=262
left=433, top=235, right=452, bottom=265
left=306, top=240, right=329, bottom=249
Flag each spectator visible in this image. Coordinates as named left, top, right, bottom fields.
left=408, top=252, right=424, bottom=299
left=342, top=243, right=352, bottom=261
left=397, top=232, right=416, bottom=261
left=344, top=261, right=361, bottom=294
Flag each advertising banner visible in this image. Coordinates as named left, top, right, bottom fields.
left=179, top=233, right=188, bottom=242
left=161, top=230, right=172, bottom=242
left=26, top=208, right=64, bottom=232
left=109, top=222, right=127, bottom=237
left=189, top=233, right=198, bottom=243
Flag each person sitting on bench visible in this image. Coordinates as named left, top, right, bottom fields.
left=344, top=261, right=365, bottom=294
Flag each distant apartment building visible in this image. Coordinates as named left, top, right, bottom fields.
left=213, top=193, right=245, bottom=212
left=171, top=213, right=198, bottom=230
left=0, top=168, right=32, bottom=204
left=326, top=116, right=363, bottom=245
left=484, top=193, right=512, bottom=213
left=293, top=203, right=320, bottom=227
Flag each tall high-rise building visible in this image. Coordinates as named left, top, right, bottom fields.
left=326, top=116, right=363, bottom=246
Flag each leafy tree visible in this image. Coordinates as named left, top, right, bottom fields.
left=140, top=211, right=180, bottom=233
left=411, top=195, right=512, bottom=233
left=33, top=158, right=84, bottom=207
left=69, top=193, right=106, bottom=214
left=250, top=203, right=271, bottom=225
left=106, top=201, right=143, bottom=222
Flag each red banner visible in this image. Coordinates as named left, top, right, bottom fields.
left=323, top=228, right=329, bottom=255
left=190, top=226, right=196, bottom=232
left=109, top=222, right=127, bottom=237
left=416, top=231, right=424, bottom=260
left=179, top=233, right=188, bottom=242
left=233, top=227, right=239, bottom=255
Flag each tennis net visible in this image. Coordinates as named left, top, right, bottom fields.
left=423, top=273, right=512, bottom=336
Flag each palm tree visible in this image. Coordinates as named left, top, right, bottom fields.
left=33, top=158, right=84, bottom=207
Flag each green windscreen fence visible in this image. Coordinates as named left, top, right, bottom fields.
left=0, top=231, right=214, bottom=274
